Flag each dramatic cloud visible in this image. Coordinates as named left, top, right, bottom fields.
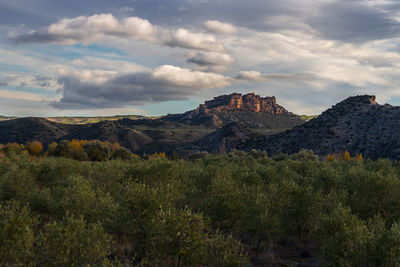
left=54, top=65, right=232, bottom=109
left=203, top=20, right=238, bottom=35
left=10, top=13, right=227, bottom=53
left=187, top=52, right=235, bottom=72
left=9, top=13, right=157, bottom=44
left=3, top=0, right=400, bottom=115
left=164, top=28, right=226, bottom=52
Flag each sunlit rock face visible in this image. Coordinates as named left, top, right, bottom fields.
left=204, top=93, right=289, bottom=114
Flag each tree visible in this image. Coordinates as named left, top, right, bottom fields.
left=83, top=141, right=110, bottom=161
left=111, top=147, right=132, bottom=160
left=343, top=150, right=351, bottom=161
left=326, top=154, right=336, bottom=162
left=26, top=141, right=43, bottom=156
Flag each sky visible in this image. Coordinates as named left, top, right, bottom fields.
left=1, top=0, right=400, bottom=116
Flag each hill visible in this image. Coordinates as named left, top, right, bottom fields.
left=163, top=93, right=304, bottom=130
left=254, top=95, right=400, bottom=160
left=0, top=93, right=304, bottom=154
left=0, top=117, right=76, bottom=145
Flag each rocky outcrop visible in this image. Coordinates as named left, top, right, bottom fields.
left=251, top=95, right=400, bottom=160
left=204, top=93, right=290, bottom=114
left=163, top=93, right=303, bottom=129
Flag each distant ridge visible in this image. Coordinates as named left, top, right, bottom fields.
left=252, top=95, right=400, bottom=160
left=0, top=92, right=303, bottom=154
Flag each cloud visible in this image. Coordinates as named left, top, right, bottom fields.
left=0, top=81, right=7, bottom=86
left=203, top=20, right=238, bottom=35
left=9, top=13, right=157, bottom=44
left=235, top=70, right=313, bottom=82
left=10, top=13, right=228, bottom=53
left=187, top=52, right=235, bottom=72
left=0, top=89, right=48, bottom=101
left=308, top=0, right=400, bottom=42
left=163, top=28, right=226, bottom=52
left=1, top=73, right=61, bottom=90
left=53, top=65, right=232, bottom=109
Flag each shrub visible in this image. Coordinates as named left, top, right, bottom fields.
left=111, top=147, right=132, bottom=160
left=0, top=201, right=37, bottom=266
left=293, top=149, right=318, bottom=161
left=83, top=141, right=110, bottom=161
left=51, top=140, right=73, bottom=158
left=206, top=231, right=249, bottom=267
left=35, top=213, right=112, bottom=266
left=144, top=207, right=207, bottom=265
left=311, top=206, right=372, bottom=266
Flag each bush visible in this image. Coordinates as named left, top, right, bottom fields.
left=83, top=141, right=110, bottom=161
left=35, top=213, right=112, bottom=266
left=206, top=231, right=249, bottom=267
left=144, top=207, right=207, bottom=265
left=311, top=206, right=372, bottom=266
left=111, top=147, right=132, bottom=160
left=0, top=201, right=36, bottom=266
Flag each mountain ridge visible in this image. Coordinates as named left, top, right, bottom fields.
left=251, top=95, right=400, bottom=160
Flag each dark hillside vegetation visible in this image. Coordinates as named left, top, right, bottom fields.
left=1, top=149, right=400, bottom=266
left=257, top=95, right=400, bottom=160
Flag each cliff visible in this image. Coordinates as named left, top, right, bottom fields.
left=204, top=93, right=289, bottom=114
left=163, top=93, right=303, bottom=129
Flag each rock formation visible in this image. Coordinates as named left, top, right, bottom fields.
left=163, top=93, right=303, bottom=129
left=203, top=93, right=289, bottom=114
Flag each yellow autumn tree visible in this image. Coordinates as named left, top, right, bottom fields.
left=70, top=139, right=82, bottom=150
left=343, top=150, right=351, bottom=161
left=28, top=141, right=43, bottom=156
left=355, top=153, right=363, bottom=162
left=326, top=154, right=336, bottom=162
left=111, top=142, right=121, bottom=152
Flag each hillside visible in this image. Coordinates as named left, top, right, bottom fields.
left=0, top=93, right=304, bottom=154
left=254, top=95, right=400, bottom=160
left=0, top=117, right=76, bottom=145
left=60, top=121, right=153, bottom=151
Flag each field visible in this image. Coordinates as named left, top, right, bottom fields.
left=1, top=148, right=400, bottom=266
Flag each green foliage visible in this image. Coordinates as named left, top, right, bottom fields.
left=35, top=213, right=112, bottom=266
left=0, top=201, right=36, bottom=266
left=83, top=141, right=110, bottom=161
left=111, top=147, right=132, bottom=160
left=1, top=152, right=400, bottom=265
left=144, top=207, right=207, bottom=265
left=206, top=231, right=249, bottom=267
left=311, top=206, right=372, bottom=266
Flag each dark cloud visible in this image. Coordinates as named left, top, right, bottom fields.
left=53, top=65, right=231, bottom=109
left=308, top=1, right=400, bottom=42
left=186, top=52, right=234, bottom=72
